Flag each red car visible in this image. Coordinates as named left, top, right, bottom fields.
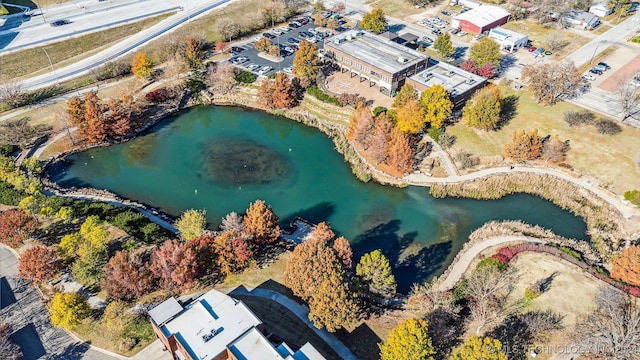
left=527, top=46, right=536, bottom=52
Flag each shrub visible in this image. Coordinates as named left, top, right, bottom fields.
left=595, top=119, right=622, bottom=135
left=563, top=110, right=595, bottom=126
left=306, top=85, right=342, bottom=106
left=438, top=133, right=456, bottom=149
left=0, top=144, right=16, bottom=156
left=524, top=287, right=541, bottom=302
left=0, top=181, right=27, bottom=206
left=477, top=257, right=508, bottom=272
left=373, top=106, right=387, bottom=117
left=145, top=88, right=171, bottom=103
left=186, top=78, right=206, bottom=93
left=235, top=71, right=256, bottom=83
left=95, top=60, right=131, bottom=81
left=427, top=127, right=444, bottom=142
left=558, top=246, right=582, bottom=261
left=338, top=93, right=366, bottom=107
left=624, top=190, right=640, bottom=206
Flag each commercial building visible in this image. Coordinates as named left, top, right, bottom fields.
left=589, top=1, right=612, bottom=17
left=451, top=5, right=511, bottom=34
left=488, top=27, right=529, bottom=53
left=562, top=10, right=600, bottom=30
left=406, top=61, right=487, bottom=107
left=149, top=289, right=326, bottom=360
left=324, top=29, right=429, bottom=96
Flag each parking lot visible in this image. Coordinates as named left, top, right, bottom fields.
left=227, top=14, right=342, bottom=77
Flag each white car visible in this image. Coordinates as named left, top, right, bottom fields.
left=279, top=26, right=291, bottom=32
left=630, top=77, right=640, bottom=86
left=272, top=28, right=284, bottom=35
left=457, top=31, right=467, bottom=36
left=258, top=66, right=273, bottom=75
left=283, top=66, right=293, bottom=74
left=582, top=73, right=595, bottom=81
left=308, top=28, right=318, bottom=34
left=246, top=64, right=260, bottom=71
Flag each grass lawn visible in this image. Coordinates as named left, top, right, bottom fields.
left=2, top=13, right=173, bottom=80
left=74, top=316, right=156, bottom=357
left=219, top=251, right=290, bottom=289
left=447, top=85, right=640, bottom=194
left=364, top=0, right=424, bottom=18
left=502, top=20, right=586, bottom=59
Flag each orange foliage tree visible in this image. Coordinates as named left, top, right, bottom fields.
left=18, top=245, right=60, bottom=282
left=242, top=200, right=281, bottom=245
left=214, top=230, right=253, bottom=276
left=0, top=209, right=36, bottom=247
left=131, top=52, right=154, bottom=79
left=611, top=246, right=640, bottom=287
left=387, top=126, right=415, bottom=174
left=272, top=72, right=296, bottom=108
left=501, top=129, right=543, bottom=162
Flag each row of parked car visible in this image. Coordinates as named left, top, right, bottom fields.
left=582, top=62, right=611, bottom=81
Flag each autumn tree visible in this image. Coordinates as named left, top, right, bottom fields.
left=477, top=62, right=497, bottom=79
left=393, top=84, right=418, bottom=109
left=312, top=1, right=327, bottom=26
left=541, top=135, right=568, bottom=164
left=284, top=237, right=358, bottom=331
left=49, top=292, right=91, bottom=330
left=347, top=104, right=375, bottom=148
left=396, top=98, right=426, bottom=134
left=361, top=8, right=388, bottom=34
left=164, top=52, right=188, bottom=83
left=462, top=86, right=503, bottom=131
left=242, top=200, right=281, bottom=245
left=434, top=33, right=454, bottom=57
left=102, top=301, right=134, bottom=337
left=469, top=37, right=502, bottom=67
left=379, top=318, right=436, bottom=360
left=257, top=78, right=275, bottom=108
left=387, top=127, right=415, bottom=174
left=449, top=336, right=508, bottom=360
left=220, top=211, right=244, bottom=232
left=420, top=84, right=453, bottom=129
left=356, top=249, right=397, bottom=299
left=101, top=250, right=154, bottom=301
left=333, top=236, right=353, bottom=272
left=186, top=234, right=217, bottom=275
left=293, top=40, right=320, bottom=80
left=131, top=52, right=154, bottom=79
left=150, top=240, right=198, bottom=292
left=0, top=321, right=21, bottom=360
left=306, top=222, right=335, bottom=243
left=460, top=59, right=478, bottom=74
left=272, top=72, right=296, bottom=108
left=369, top=114, right=392, bottom=165
left=175, top=209, right=207, bottom=241
left=611, top=246, right=640, bottom=287
left=184, top=37, right=204, bottom=70
left=66, top=96, right=86, bottom=132
left=502, top=129, right=543, bottom=162
left=522, top=61, right=581, bottom=105
left=254, top=38, right=273, bottom=52
left=18, top=245, right=60, bottom=282
left=83, top=91, right=108, bottom=143
left=0, top=208, right=36, bottom=247
left=214, top=230, right=253, bottom=276
left=72, top=239, right=108, bottom=290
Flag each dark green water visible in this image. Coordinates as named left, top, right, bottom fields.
left=49, top=106, right=587, bottom=292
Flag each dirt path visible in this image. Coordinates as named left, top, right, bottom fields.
left=436, top=235, right=545, bottom=291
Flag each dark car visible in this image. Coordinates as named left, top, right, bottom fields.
left=298, top=31, right=313, bottom=38
left=431, top=28, right=442, bottom=35
left=231, top=46, right=244, bottom=54
left=287, top=37, right=300, bottom=44
left=589, top=67, right=603, bottom=75
left=263, top=32, right=276, bottom=39
left=50, top=19, right=70, bottom=27
left=441, top=10, right=450, bottom=16
left=597, top=62, right=611, bottom=70
left=289, top=21, right=301, bottom=28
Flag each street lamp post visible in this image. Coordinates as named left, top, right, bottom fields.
left=42, top=48, right=60, bottom=85
left=590, top=40, right=606, bottom=64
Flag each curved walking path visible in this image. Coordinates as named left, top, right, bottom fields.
left=229, top=287, right=358, bottom=360
left=405, top=165, right=640, bottom=223
left=436, top=235, right=545, bottom=291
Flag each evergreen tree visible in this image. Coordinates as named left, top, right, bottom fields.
left=243, top=200, right=281, bottom=245
left=356, top=249, right=397, bottom=298
left=293, top=40, right=320, bottom=80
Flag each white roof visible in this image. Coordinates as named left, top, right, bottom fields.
left=294, top=343, right=327, bottom=360
left=453, top=5, right=511, bottom=28
left=228, top=327, right=285, bottom=360
left=148, top=297, right=183, bottom=326
left=161, top=290, right=262, bottom=360
left=489, top=27, right=527, bottom=41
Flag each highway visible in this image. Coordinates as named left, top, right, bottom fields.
left=12, top=0, right=235, bottom=91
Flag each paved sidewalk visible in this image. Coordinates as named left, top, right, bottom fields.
left=229, top=287, right=358, bottom=360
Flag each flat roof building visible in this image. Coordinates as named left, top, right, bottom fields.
left=488, top=27, right=529, bottom=53
left=406, top=61, right=487, bottom=107
left=149, top=289, right=326, bottom=360
left=451, top=5, right=511, bottom=34
left=324, top=30, right=429, bottom=95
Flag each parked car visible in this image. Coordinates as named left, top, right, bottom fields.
left=298, top=18, right=309, bottom=24
left=338, top=19, right=347, bottom=26
left=50, top=19, right=71, bottom=27
left=308, top=28, right=318, bottom=34
left=457, top=31, right=467, bottom=37
left=532, top=47, right=545, bottom=57
left=431, top=28, right=442, bottom=35
left=473, top=33, right=485, bottom=40
left=231, top=46, right=244, bottom=54
left=441, top=10, right=450, bottom=16
left=630, top=76, right=640, bottom=86
left=589, top=67, right=603, bottom=75
left=289, top=21, right=301, bottom=28
left=283, top=66, right=293, bottom=74
left=279, top=26, right=291, bottom=33
left=450, top=28, right=460, bottom=34
left=246, top=64, right=260, bottom=71
left=263, top=32, right=276, bottom=39
left=298, top=31, right=312, bottom=39
left=258, top=66, right=273, bottom=75
left=527, top=46, right=537, bottom=52
left=597, top=62, right=611, bottom=70
left=422, top=35, right=434, bottom=43
left=582, top=73, right=596, bottom=81
left=287, top=37, right=300, bottom=44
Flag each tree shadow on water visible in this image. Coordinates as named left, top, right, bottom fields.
left=351, top=220, right=415, bottom=272
left=395, top=241, right=453, bottom=294
left=280, top=201, right=336, bottom=230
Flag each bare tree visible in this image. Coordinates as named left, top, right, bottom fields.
left=465, top=265, right=521, bottom=335
left=163, top=52, right=188, bottom=84
left=573, top=287, right=640, bottom=360
left=220, top=211, right=244, bottom=232
left=0, top=117, right=51, bottom=148
left=541, top=135, right=569, bottom=164
left=217, top=18, right=241, bottom=43
left=0, top=321, right=21, bottom=360
left=206, top=62, right=237, bottom=95
left=0, top=78, right=25, bottom=108
left=522, top=61, right=582, bottom=105
left=613, top=78, right=640, bottom=121
left=544, top=32, right=566, bottom=51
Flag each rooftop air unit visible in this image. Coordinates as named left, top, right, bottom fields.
left=202, top=328, right=219, bottom=343
left=397, top=57, right=407, bottom=64
left=465, top=78, right=476, bottom=85
left=422, top=72, right=433, bottom=80
left=446, top=70, right=455, bottom=77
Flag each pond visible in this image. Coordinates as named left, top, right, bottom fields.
left=48, top=106, right=588, bottom=292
